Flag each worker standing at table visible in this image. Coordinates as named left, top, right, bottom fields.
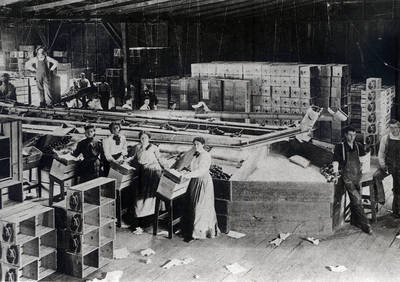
left=25, top=46, right=58, bottom=107
left=375, top=119, right=400, bottom=217
left=71, top=124, right=103, bottom=183
left=332, top=126, right=372, bottom=234
left=129, top=131, right=165, bottom=227
left=102, top=122, right=128, bottom=176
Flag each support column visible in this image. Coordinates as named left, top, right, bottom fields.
left=121, top=22, right=128, bottom=94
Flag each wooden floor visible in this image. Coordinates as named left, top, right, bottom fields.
left=46, top=176, right=400, bottom=282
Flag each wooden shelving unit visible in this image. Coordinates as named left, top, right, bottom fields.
left=61, top=177, right=116, bottom=278
left=0, top=202, right=56, bottom=281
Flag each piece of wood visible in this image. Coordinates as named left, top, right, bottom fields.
left=214, top=198, right=231, bottom=215
left=229, top=201, right=333, bottom=221
left=23, top=0, right=87, bottom=12
left=231, top=180, right=334, bottom=202
left=213, top=179, right=232, bottom=201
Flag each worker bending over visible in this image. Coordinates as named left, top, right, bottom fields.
left=332, top=126, right=372, bottom=234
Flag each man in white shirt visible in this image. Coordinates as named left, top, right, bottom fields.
left=78, top=73, right=91, bottom=89
left=25, top=46, right=58, bottom=107
left=102, top=122, right=128, bottom=176
left=374, top=119, right=400, bottom=216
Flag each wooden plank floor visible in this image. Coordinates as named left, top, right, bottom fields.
left=39, top=171, right=400, bottom=281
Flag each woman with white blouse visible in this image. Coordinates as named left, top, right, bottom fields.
left=129, top=131, right=165, bottom=226
left=182, top=137, right=219, bottom=241
left=102, top=122, right=128, bottom=176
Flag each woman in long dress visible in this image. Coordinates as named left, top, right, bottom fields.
left=182, top=137, right=219, bottom=241
left=130, top=131, right=164, bottom=226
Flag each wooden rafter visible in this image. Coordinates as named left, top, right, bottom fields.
left=1, top=0, right=28, bottom=6
left=90, top=0, right=173, bottom=16
left=23, top=0, right=88, bottom=12
left=70, top=0, right=139, bottom=13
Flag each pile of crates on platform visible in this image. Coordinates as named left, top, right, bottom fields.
left=57, top=177, right=116, bottom=279
left=348, top=78, right=395, bottom=154
left=0, top=202, right=57, bottom=281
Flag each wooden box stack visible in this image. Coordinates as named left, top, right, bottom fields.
left=213, top=140, right=343, bottom=236
left=0, top=202, right=57, bottom=281
left=154, top=77, right=170, bottom=109
left=12, top=78, right=30, bottom=104
left=60, top=177, right=116, bottom=279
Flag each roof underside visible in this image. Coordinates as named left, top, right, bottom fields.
left=0, top=0, right=398, bottom=21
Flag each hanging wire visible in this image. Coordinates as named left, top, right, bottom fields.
left=217, top=6, right=228, bottom=60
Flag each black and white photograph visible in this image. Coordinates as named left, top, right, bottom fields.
left=0, top=0, right=399, bottom=281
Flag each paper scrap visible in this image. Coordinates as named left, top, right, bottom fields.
left=157, top=231, right=169, bottom=237
left=225, top=262, right=248, bottom=274
left=305, top=237, right=320, bottom=245
left=132, top=227, right=144, bottom=235
left=193, top=275, right=200, bottom=279
left=114, top=248, right=130, bottom=259
left=140, top=248, right=155, bottom=257
left=279, top=233, right=291, bottom=240
left=270, top=233, right=291, bottom=247
left=396, top=234, right=400, bottom=239
left=327, top=265, right=347, bottom=272
left=162, top=257, right=194, bottom=269
left=270, top=238, right=284, bottom=247
left=227, top=231, right=246, bottom=239
left=89, top=271, right=124, bottom=282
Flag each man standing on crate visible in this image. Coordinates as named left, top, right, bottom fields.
left=25, top=46, right=59, bottom=107
left=0, top=73, right=16, bottom=101
left=374, top=119, right=400, bottom=217
left=332, top=126, right=372, bottom=234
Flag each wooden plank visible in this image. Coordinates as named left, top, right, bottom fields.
left=231, top=180, right=334, bottom=202
left=23, top=0, right=88, bottom=12
left=90, top=0, right=172, bottom=15
left=2, top=0, right=28, bottom=5
left=229, top=216, right=334, bottom=236
left=229, top=201, right=333, bottom=220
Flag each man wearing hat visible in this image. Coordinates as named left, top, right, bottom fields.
left=332, top=125, right=372, bottom=234
left=0, top=73, right=16, bottom=101
left=71, top=124, right=103, bottom=183
left=25, top=46, right=58, bottom=107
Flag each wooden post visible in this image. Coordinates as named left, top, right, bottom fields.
left=121, top=22, right=128, bottom=94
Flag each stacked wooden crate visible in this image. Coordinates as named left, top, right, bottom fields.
left=170, top=78, right=189, bottom=110
left=12, top=78, right=30, bottom=104
left=60, top=177, right=116, bottom=279
left=213, top=140, right=343, bottom=236
left=0, top=202, right=57, bottom=281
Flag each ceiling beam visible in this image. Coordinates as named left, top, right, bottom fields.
left=90, top=0, right=173, bottom=16
left=174, top=0, right=267, bottom=17
left=229, top=0, right=325, bottom=20
left=23, top=0, right=88, bottom=12
left=159, top=0, right=247, bottom=17
left=70, top=0, right=140, bottom=13
left=1, top=0, right=29, bottom=6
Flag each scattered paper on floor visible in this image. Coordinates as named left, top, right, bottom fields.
left=193, top=275, right=200, bottom=279
left=132, top=227, right=144, bottom=235
left=162, top=257, right=194, bottom=269
left=140, top=248, right=155, bottom=257
left=270, top=233, right=291, bottom=247
left=279, top=233, right=291, bottom=240
left=157, top=231, right=169, bottom=236
left=327, top=265, right=347, bottom=272
left=305, top=237, right=320, bottom=245
left=225, top=262, right=247, bottom=274
left=89, top=271, right=124, bottom=282
left=114, top=248, right=130, bottom=259
left=227, top=231, right=246, bottom=239
left=396, top=234, right=400, bottom=239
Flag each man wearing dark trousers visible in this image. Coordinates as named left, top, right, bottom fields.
left=25, top=46, right=58, bottom=107
left=374, top=119, right=400, bottom=217
left=332, top=126, right=372, bottom=234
